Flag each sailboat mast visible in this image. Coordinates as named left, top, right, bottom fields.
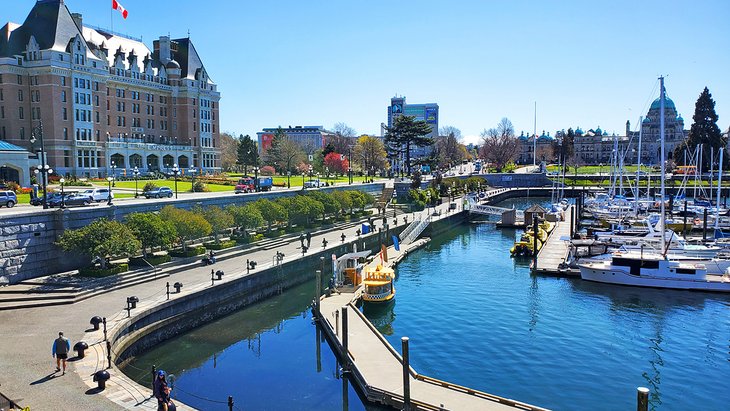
left=636, top=116, right=643, bottom=211
left=715, top=148, right=724, bottom=230
left=659, top=76, right=667, bottom=255
left=533, top=102, right=537, bottom=167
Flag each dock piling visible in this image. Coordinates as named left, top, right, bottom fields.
left=402, top=337, right=411, bottom=411
left=703, top=208, right=708, bottom=241
left=569, top=207, right=574, bottom=238
left=335, top=310, right=340, bottom=336
left=315, top=270, right=321, bottom=314
left=637, top=387, right=649, bottom=411
left=342, top=306, right=349, bottom=369
left=228, top=395, right=234, bottom=411
left=532, top=215, right=539, bottom=269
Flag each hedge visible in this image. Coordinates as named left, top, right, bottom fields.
left=204, top=240, right=237, bottom=250
left=79, top=263, right=129, bottom=278
left=129, top=255, right=172, bottom=266
left=169, top=246, right=207, bottom=258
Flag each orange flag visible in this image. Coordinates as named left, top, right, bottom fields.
left=381, top=244, right=388, bottom=263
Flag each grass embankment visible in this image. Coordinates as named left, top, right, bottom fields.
left=547, top=165, right=652, bottom=174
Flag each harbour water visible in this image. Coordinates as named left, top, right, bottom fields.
left=125, top=197, right=730, bottom=410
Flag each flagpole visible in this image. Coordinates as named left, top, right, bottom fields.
left=110, top=1, right=114, bottom=33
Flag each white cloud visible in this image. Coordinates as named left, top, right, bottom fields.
left=462, top=134, right=481, bottom=146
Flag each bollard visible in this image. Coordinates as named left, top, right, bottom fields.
left=93, top=370, right=110, bottom=390
left=402, top=337, right=411, bottom=411
left=247, top=258, right=250, bottom=274
left=703, top=208, right=708, bottom=241
left=315, top=270, right=321, bottom=314
left=74, top=341, right=89, bottom=358
left=341, top=306, right=349, bottom=369
left=102, top=317, right=108, bottom=341
left=166, top=282, right=170, bottom=300
left=637, top=387, right=649, bottom=411
left=228, top=395, right=234, bottom=411
left=106, top=340, right=112, bottom=369
left=90, top=316, right=103, bottom=331
left=216, top=270, right=224, bottom=280
left=173, top=282, right=183, bottom=293
left=211, top=269, right=215, bottom=285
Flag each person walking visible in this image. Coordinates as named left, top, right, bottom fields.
left=306, top=232, right=312, bottom=248
left=299, top=233, right=305, bottom=249
left=52, top=331, right=70, bottom=375
left=153, top=370, right=173, bottom=411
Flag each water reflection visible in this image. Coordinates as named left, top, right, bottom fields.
left=362, top=301, right=397, bottom=336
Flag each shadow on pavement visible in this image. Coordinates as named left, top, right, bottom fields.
left=29, top=372, right=58, bottom=385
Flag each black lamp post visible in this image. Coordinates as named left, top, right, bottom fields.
left=253, top=166, right=260, bottom=192
left=33, top=164, right=53, bottom=209
left=106, top=177, right=114, bottom=205
left=348, top=148, right=353, bottom=185
left=301, top=171, right=305, bottom=187
left=110, top=161, right=117, bottom=187
left=287, top=170, right=291, bottom=189
left=172, top=163, right=180, bottom=198
left=132, top=166, right=140, bottom=198
left=59, top=178, right=66, bottom=209
left=308, top=164, right=313, bottom=182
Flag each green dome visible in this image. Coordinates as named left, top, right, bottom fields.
left=650, top=97, right=676, bottom=111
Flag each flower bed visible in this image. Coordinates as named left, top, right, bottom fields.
left=169, top=246, right=207, bottom=258
left=203, top=240, right=237, bottom=250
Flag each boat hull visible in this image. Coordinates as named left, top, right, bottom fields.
left=579, top=265, right=730, bottom=292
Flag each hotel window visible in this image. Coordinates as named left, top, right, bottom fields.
left=0, top=107, right=3, bottom=119
left=63, top=108, right=67, bottom=120
left=95, top=112, right=99, bottom=123
left=95, top=95, right=99, bottom=106
left=93, top=81, right=99, bottom=91
left=61, top=90, right=66, bottom=102
left=17, top=75, right=22, bottom=85
left=20, top=127, right=24, bottom=140
left=18, top=107, right=24, bottom=119
left=0, top=89, right=3, bottom=100
left=17, top=90, right=23, bottom=101
left=64, top=128, right=68, bottom=140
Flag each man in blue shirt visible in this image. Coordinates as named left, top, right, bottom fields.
left=52, top=331, right=71, bottom=375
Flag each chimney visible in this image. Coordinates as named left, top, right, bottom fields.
left=71, top=13, right=83, bottom=29
left=155, top=36, right=171, bottom=63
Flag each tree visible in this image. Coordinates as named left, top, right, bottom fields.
left=307, top=191, right=340, bottom=220
left=202, top=206, right=234, bottom=244
left=410, top=170, right=423, bottom=189
left=254, top=199, right=287, bottom=232
left=330, top=123, right=357, bottom=154
left=160, top=206, right=212, bottom=251
left=226, top=204, right=264, bottom=239
left=57, top=219, right=141, bottom=269
left=352, top=135, right=387, bottom=176
left=686, top=87, right=724, bottom=169
left=384, top=115, right=434, bottom=175
left=265, top=127, right=304, bottom=187
left=333, top=190, right=353, bottom=214
left=125, top=213, right=176, bottom=257
left=439, top=126, right=462, bottom=140
left=237, top=134, right=259, bottom=175
left=479, top=118, right=519, bottom=172
left=324, top=152, right=349, bottom=176
left=220, top=132, right=239, bottom=171
left=434, top=133, right=467, bottom=169
left=280, top=195, right=323, bottom=226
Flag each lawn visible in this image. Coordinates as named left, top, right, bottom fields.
left=547, top=165, right=652, bottom=174
left=89, top=179, right=234, bottom=192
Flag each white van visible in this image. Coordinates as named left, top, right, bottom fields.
left=82, top=188, right=114, bottom=202
left=303, top=180, right=323, bottom=189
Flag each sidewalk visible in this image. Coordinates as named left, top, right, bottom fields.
left=0, top=207, right=416, bottom=410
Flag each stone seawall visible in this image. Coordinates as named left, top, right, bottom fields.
left=0, top=183, right=384, bottom=284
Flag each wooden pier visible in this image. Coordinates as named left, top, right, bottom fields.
left=534, top=205, right=580, bottom=277
left=315, top=240, right=550, bottom=411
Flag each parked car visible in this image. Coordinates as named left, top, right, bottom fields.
left=144, top=187, right=174, bottom=199
left=82, top=188, right=113, bottom=202
left=0, top=191, right=17, bottom=208
left=303, top=180, right=324, bottom=189
left=49, top=193, right=92, bottom=207
left=30, top=192, right=61, bottom=206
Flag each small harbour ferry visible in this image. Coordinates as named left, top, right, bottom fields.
left=362, top=265, right=396, bottom=303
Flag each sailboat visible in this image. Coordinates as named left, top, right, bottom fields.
left=578, top=77, right=730, bottom=292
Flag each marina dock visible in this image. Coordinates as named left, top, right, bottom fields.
left=315, top=239, right=549, bottom=411
left=534, top=205, right=580, bottom=277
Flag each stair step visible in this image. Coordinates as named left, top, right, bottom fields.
left=0, top=293, right=77, bottom=303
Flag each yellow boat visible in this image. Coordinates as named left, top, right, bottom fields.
left=362, top=265, right=395, bottom=303
left=510, top=233, right=543, bottom=257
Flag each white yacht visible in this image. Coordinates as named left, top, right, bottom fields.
left=579, top=252, right=730, bottom=292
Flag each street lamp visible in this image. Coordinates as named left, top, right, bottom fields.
left=287, top=170, right=291, bottom=189
left=308, top=164, right=313, bottom=182
left=106, top=177, right=114, bottom=205
left=347, top=167, right=352, bottom=185
left=189, top=168, right=198, bottom=192
left=301, top=171, right=305, bottom=187
left=132, top=167, right=140, bottom=198
left=172, top=163, right=180, bottom=198
left=348, top=148, right=353, bottom=185
left=253, top=166, right=260, bottom=192
left=59, top=178, right=66, bottom=209
left=34, top=164, right=53, bottom=209
left=110, top=161, right=117, bottom=187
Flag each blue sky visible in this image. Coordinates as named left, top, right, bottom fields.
left=5, top=1, right=730, bottom=144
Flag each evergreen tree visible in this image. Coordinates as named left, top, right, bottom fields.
left=236, top=134, right=259, bottom=175
left=686, top=87, right=724, bottom=169
left=384, top=115, right=434, bottom=175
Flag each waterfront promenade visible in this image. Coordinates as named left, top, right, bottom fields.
left=0, top=206, right=409, bottom=410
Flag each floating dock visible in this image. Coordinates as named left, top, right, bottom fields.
left=534, top=205, right=580, bottom=277
left=314, top=240, right=550, bottom=411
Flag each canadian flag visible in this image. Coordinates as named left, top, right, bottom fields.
left=112, top=0, right=129, bottom=19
